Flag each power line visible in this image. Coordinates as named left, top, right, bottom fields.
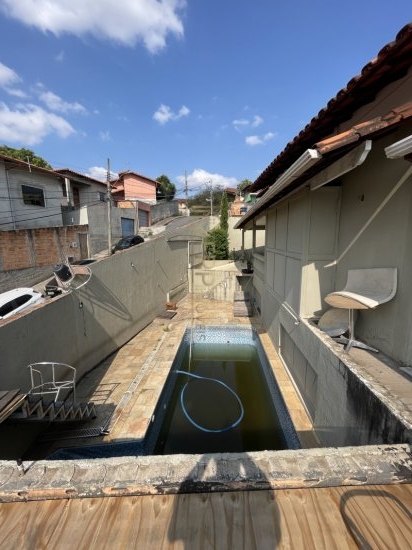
left=0, top=199, right=105, bottom=226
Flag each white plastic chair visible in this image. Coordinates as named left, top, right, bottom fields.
left=28, top=362, right=76, bottom=402
left=324, top=268, right=397, bottom=352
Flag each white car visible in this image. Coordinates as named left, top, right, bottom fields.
left=0, top=287, right=45, bottom=320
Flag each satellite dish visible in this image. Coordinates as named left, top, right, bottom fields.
left=53, top=262, right=92, bottom=292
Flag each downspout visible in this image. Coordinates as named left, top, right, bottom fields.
left=64, top=177, right=72, bottom=207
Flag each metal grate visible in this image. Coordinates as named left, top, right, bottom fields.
left=39, top=426, right=104, bottom=441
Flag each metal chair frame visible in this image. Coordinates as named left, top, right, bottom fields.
left=28, top=362, right=76, bottom=402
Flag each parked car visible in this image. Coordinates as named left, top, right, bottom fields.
left=112, top=234, right=144, bottom=253
left=0, top=288, right=45, bottom=320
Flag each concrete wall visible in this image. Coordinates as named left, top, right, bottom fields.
left=150, top=201, right=179, bottom=225
left=0, top=217, right=210, bottom=393
left=280, top=315, right=411, bottom=447
left=251, top=125, right=412, bottom=446
left=189, top=260, right=246, bottom=301
left=258, top=125, right=412, bottom=366
left=62, top=202, right=144, bottom=256
left=330, top=128, right=412, bottom=362
left=228, top=216, right=265, bottom=253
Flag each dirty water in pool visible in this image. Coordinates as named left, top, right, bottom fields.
left=50, top=326, right=300, bottom=459
left=145, top=326, right=300, bottom=455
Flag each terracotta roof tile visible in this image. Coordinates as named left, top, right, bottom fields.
left=251, top=22, right=412, bottom=192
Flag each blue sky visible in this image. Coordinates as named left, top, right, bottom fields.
left=0, top=1, right=410, bottom=198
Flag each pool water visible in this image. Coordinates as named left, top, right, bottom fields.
left=145, top=326, right=300, bottom=455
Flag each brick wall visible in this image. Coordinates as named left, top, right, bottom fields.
left=0, top=225, right=88, bottom=272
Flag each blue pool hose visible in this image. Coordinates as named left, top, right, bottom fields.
left=174, top=370, right=244, bottom=433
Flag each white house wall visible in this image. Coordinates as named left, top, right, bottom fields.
left=331, top=126, right=412, bottom=363
left=260, top=125, right=412, bottom=368
left=0, top=163, right=63, bottom=229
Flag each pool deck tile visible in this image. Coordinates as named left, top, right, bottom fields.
left=31, top=295, right=317, bottom=457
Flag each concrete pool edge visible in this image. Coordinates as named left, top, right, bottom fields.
left=0, top=444, right=411, bottom=502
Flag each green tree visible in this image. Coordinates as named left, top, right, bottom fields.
left=205, top=227, right=229, bottom=259
left=156, top=174, right=176, bottom=201
left=187, top=185, right=224, bottom=215
left=237, top=179, right=252, bottom=192
left=220, top=191, right=229, bottom=233
left=0, top=145, right=52, bottom=169
left=204, top=191, right=230, bottom=259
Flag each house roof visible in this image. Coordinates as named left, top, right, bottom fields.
left=54, top=168, right=107, bottom=187
left=0, top=153, right=63, bottom=178
left=250, top=22, right=412, bottom=194
left=116, top=170, right=159, bottom=186
left=236, top=100, right=412, bottom=228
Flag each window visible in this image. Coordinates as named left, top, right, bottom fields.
left=0, top=294, right=30, bottom=317
left=22, top=185, right=45, bottom=207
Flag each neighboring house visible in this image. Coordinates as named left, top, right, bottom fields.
left=56, top=168, right=148, bottom=254
left=54, top=168, right=107, bottom=211
left=176, top=198, right=189, bottom=216
left=0, top=158, right=97, bottom=272
left=229, top=184, right=260, bottom=216
left=235, top=23, right=412, bottom=441
left=0, top=154, right=66, bottom=230
left=55, top=168, right=112, bottom=255
left=242, top=185, right=259, bottom=209
left=111, top=170, right=159, bottom=228
left=229, top=194, right=244, bottom=216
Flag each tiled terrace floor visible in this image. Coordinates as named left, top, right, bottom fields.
left=30, top=294, right=317, bottom=458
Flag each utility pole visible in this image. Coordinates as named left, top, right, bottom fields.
left=107, top=158, right=112, bottom=254
left=205, top=180, right=213, bottom=217
left=185, top=170, right=189, bottom=215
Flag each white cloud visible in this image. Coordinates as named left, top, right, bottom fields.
left=0, top=102, right=75, bottom=145
left=0, top=65, right=84, bottom=145
left=153, top=103, right=190, bottom=124
left=251, top=115, right=263, bottom=128
left=0, top=61, right=26, bottom=97
left=245, top=132, right=275, bottom=146
left=0, top=61, right=20, bottom=88
left=37, top=89, right=86, bottom=114
left=86, top=166, right=118, bottom=181
left=232, top=118, right=249, bottom=127
left=176, top=168, right=238, bottom=191
left=233, top=114, right=264, bottom=131
left=0, top=0, right=186, bottom=53
left=99, top=130, right=111, bottom=141
left=6, top=88, right=27, bottom=99
left=245, top=135, right=262, bottom=146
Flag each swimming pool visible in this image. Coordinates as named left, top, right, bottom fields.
left=144, top=325, right=301, bottom=454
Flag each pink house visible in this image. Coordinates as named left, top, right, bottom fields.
left=112, top=170, right=159, bottom=227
